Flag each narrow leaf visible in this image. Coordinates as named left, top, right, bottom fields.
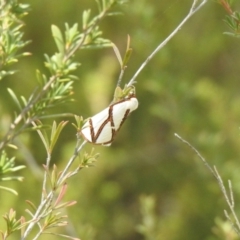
left=51, top=25, right=65, bottom=54
left=7, top=88, right=22, bottom=111
left=25, top=200, right=37, bottom=211
left=122, top=35, right=132, bottom=67
left=49, top=121, right=68, bottom=152
left=32, top=121, right=50, bottom=153
left=112, top=43, right=122, bottom=67
left=0, top=186, right=18, bottom=195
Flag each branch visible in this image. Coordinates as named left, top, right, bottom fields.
left=175, top=133, right=240, bottom=236
left=127, top=0, right=208, bottom=87
left=21, top=139, right=86, bottom=239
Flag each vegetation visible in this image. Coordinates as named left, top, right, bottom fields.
left=1, top=0, right=240, bottom=239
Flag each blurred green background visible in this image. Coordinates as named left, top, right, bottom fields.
left=1, top=0, right=240, bottom=239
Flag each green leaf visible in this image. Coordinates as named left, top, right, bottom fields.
left=65, top=23, right=79, bottom=44
left=0, top=186, right=18, bottom=195
left=33, top=121, right=50, bottom=153
left=82, top=9, right=91, bottom=29
left=72, top=115, right=84, bottom=130
left=112, top=43, right=123, bottom=66
left=25, top=200, right=37, bottom=211
left=7, top=88, right=22, bottom=111
left=49, top=121, right=68, bottom=153
left=51, top=25, right=65, bottom=54
left=113, top=86, right=123, bottom=102
left=122, top=35, right=132, bottom=68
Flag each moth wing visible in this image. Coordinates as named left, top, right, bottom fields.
left=112, top=97, right=139, bottom=130
left=80, top=122, right=92, bottom=142
left=95, top=121, right=113, bottom=145
left=81, top=97, right=138, bottom=145
left=90, top=107, right=110, bottom=133
left=81, top=107, right=112, bottom=144
left=128, top=97, right=139, bottom=112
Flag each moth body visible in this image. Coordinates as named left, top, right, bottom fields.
left=80, top=95, right=138, bottom=146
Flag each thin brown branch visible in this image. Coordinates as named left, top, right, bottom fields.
left=175, top=133, right=240, bottom=236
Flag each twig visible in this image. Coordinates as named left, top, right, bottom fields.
left=127, top=0, right=208, bottom=87
left=175, top=133, right=240, bottom=236
left=174, top=133, right=217, bottom=178
left=117, top=66, right=126, bottom=87
left=21, top=139, right=86, bottom=239
left=57, top=140, right=87, bottom=185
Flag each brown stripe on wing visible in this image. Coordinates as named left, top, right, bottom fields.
left=109, top=95, right=135, bottom=134
left=108, top=104, right=116, bottom=141
left=90, top=95, right=136, bottom=144
left=93, top=107, right=112, bottom=142
left=89, top=118, right=94, bottom=142
left=117, top=109, right=130, bottom=131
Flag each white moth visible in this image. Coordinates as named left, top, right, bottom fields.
left=80, top=93, right=138, bottom=146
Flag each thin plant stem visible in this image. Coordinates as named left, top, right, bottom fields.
left=41, top=153, right=51, bottom=202
left=174, top=133, right=217, bottom=179
left=64, top=2, right=115, bottom=62
left=117, top=66, right=126, bottom=87
left=175, top=133, right=240, bottom=236
left=127, top=0, right=208, bottom=87
left=57, top=140, right=87, bottom=186
left=22, top=139, right=86, bottom=239
left=21, top=191, right=53, bottom=239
